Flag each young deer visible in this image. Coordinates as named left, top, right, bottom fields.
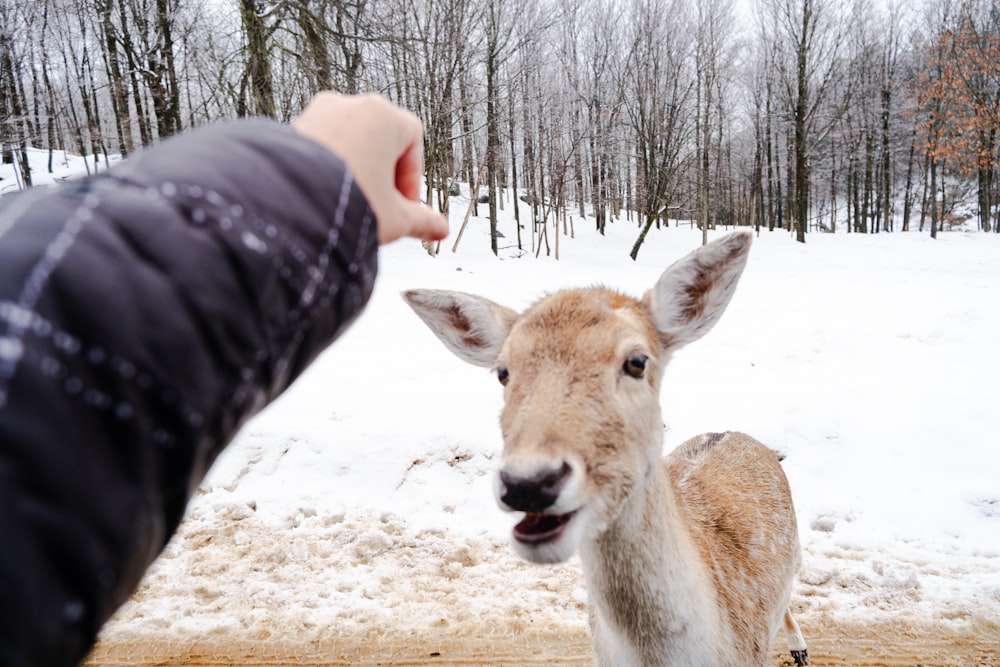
left=404, top=232, right=808, bottom=667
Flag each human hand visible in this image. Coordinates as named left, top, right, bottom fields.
left=292, top=92, right=449, bottom=245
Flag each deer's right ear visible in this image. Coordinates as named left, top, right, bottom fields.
left=403, top=289, right=518, bottom=368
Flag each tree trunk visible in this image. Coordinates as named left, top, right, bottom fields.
left=486, top=43, right=500, bottom=255
left=520, top=63, right=536, bottom=234
left=590, top=102, right=606, bottom=235
left=929, top=156, right=938, bottom=239
left=119, top=0, right=152, bottom=146
left=239, top=0, right=276, bottom=118
left=0, top=28, right=32, bottom=187
left=880, top=86, right=892, bottom=232
left=919, top=151, right=930, bottom=233
left=98, top=0, right=133, bottom=155
left=977, top=126, right=994, bottom=232
left=335, top=2, right=364, bottom=94
left=699, top=66, right=711, bottom=246
left=575, top=104, right=586, bottom=218
left=72, top=3, right=103, bottom=164
left=902, top=125, right=916, bottom=232
left=793, top=112, right=807, bottom=239
left=508, top=79, right=521, bottom=250
left=42, top=40, right=58, bottom=173
left=861, top=128, right=873, bottom=233
left=155, top=0, right=181, bottom=135
left=461, top=62, right=476, bottom=190
left=829, top=140, right=837, bottom=233
left=61, top=48, right=90, bottom=173
left=978, top=167, right=992, bottom=232
left=792, top=0, right=809, bottom=243
left=765, top=91, right=776, bottom=231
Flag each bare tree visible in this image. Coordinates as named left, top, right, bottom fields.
left=238, top=0, right=277, bottom=117
left=910, top=0, right=956, bottom=239
left=0, top=0, right=33, bottom=186
left=695, top=0, right=738, bottom=245
left=758, top=0, right=848, bottom=242
left=626, top=0, right=694, bottom=259
left=403, top=0, right=477, bottom=215
left=481, top=0, right=546, bottom=254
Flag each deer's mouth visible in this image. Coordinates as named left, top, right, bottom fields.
left=513, top=510, right=578, bottom=545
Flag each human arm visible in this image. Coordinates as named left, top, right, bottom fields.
left=0, top=95, right=437, bottom=665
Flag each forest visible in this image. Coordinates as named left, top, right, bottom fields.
left=2, top=0, right=1000, bottom=256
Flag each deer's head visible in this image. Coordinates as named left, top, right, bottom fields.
left=404, top=232, right=751, bottom=563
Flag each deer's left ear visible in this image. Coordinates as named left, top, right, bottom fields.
left=403, top=289, right=519, bottom=368
left=643, top=232, right=752, bottom=352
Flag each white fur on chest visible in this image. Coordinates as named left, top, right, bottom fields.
left=590, top=609, right=644, bottom=667
left=582, top=528, right=725, bottom=667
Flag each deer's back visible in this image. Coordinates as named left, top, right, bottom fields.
left=665, top=431, right=800, bottom=665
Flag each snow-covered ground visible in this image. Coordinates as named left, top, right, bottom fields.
left=0, top=147, right=119, bottom=196
left=121, top=198, right=999, bottom=644
left=5, top=152, right=999, bottom=655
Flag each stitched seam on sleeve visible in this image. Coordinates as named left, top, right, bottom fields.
left=0, top=193, right=100, bottom=410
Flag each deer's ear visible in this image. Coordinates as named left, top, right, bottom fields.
left=403, top=289, right=519, bottom=368
left=644, top=232, right=752, bottom=352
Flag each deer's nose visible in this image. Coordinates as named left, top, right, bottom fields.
left=499, top=462, right=572, bottom=513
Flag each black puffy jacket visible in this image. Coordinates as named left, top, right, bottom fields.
left=0, top=119, right=377, bottom=666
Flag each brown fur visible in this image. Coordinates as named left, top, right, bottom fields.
left=667, top=432, right=801, bottom=665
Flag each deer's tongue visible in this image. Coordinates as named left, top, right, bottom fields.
left=513, top=511, right=576, bottom=545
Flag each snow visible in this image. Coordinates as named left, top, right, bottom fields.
left=131, top=205, right=999, bottom=642
left=0, top=147, right=120, bottom=196
left=5, top=150, right=999, bottom=652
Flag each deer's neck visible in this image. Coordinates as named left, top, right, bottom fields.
left=580, top=460, right=722, bottom=666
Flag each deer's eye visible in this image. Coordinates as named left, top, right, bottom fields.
left=622, top=354, right=647, bottom=379
left=497, top=367, right=510, bottom=386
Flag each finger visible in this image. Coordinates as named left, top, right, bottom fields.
left=402, top=200, right=449, bottom=242
left=395, top=141, right=424, bottom=203
left=379, top=200, right=449, bottom=245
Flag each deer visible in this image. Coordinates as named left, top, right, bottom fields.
left=403, top=232, right=809, bottom=667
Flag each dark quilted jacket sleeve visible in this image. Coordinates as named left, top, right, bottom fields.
left=0, top=118, right=377, bottom=666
